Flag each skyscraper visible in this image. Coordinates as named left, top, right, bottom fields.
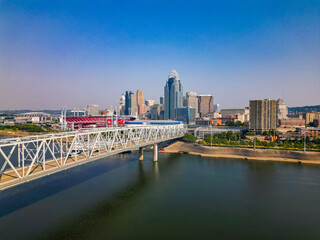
left=136, top=89, right=144, bottom=106
left=185, top=92, right=198, bottom=118
left=125, top=91, right=133, bottom=115
left=249, top=99, right=278, bottom=131
left=136, top=89, right=146, bottom=115
left=130, top=93, right=137, bottom=116
left=164, top=69, right=183, bottom=120
left=198, top=95, right=214, bottom=118
left=118, top=94, right=125, bottom=115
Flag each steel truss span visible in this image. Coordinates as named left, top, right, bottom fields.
left=0, top=124, right=186, bottom=190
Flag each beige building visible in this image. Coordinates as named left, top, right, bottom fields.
left=87, top=105, right=99, bottom=116
left=249, top=99, right=277, bottom=131
left=220, top=108, right=249, bottom=122
left=130, top=93, right=137, bottom=116
left=136, top=89, right=146, bottom=115
left=305, top=112, right=320, bottom=125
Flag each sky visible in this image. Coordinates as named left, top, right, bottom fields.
left=0, top=0, right=319, bottom=110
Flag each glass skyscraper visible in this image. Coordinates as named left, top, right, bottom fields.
left=164, top=70, right=183, bottom=120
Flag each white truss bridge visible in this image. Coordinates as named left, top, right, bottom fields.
left=0, top=124, right=186, bottom=190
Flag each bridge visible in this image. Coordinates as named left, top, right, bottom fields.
left=0, top=123, right=186, bottom=190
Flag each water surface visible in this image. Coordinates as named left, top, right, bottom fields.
left=1, top=151, right=320, bottom=239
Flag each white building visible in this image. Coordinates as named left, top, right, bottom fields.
left=87, top=105, right=99, bottom=116
left=277, top=99, right=288, bottom=120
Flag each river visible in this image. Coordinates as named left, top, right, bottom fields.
left=0, top=150, right=320, bottom=239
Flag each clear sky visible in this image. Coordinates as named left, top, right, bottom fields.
left=0, top=0, right=319, bottom=110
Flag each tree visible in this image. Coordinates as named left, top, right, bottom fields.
left=183, top=133, right=198, bottom=143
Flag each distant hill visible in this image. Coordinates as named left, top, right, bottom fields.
left=0, top=109, right=61, bottom=115
left=288, top=105, right=320, bottom=113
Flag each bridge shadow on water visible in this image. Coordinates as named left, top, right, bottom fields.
left=0, top=152, right=142, bottom=217
left=33, top=153, right=179, bottom=240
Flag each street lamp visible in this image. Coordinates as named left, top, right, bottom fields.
left=210, top=124, right=212, bottom=147
left=254, top=128, right=256, bottom=150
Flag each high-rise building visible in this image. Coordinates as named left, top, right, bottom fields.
left=164, top=69, right=183, bottom=120
left=136, top=89, right=146, bottom=115
left=277, top=99, right=288, bottom=119
left=185, top=92, right=198, bottom=118
left=249, top=99, right=278, bottom=131
left=87, top=104, right=99, bottom=116
left=160, top=96, right=164, bottom=104
left=125, top=91, right=138, bottom=116
left=130, top=93, right=137, bottom=116
left=176, top=107, right=196, bottom=124
left=118, top=94, right=125, bottom=115
left=136, top=90, right=144, bottom=106
left=125, top=91, right=133, bottom=115
left=198, top=95, right=214, bottom=118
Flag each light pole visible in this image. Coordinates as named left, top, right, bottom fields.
left=254, top=128, right=256, bottom=150
left=210, top=124, right=212, bottom=147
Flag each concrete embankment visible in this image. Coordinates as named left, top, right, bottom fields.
left=163, top=141, right=320, bottom=165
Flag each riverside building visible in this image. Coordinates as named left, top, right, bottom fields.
left=249, top=99, right=278, bottom=131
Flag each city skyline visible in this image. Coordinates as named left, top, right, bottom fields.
left=1, top=0, right=319, bottom=110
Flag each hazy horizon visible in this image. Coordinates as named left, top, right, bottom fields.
left=1, top=0, right=319, bottom=110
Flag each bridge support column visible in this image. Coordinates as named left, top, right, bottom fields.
left=139, top=147, right=144, bottom=161
left=153, top=144, right=158, bottom=162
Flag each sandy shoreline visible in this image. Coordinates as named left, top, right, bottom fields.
left=0, top=130, right=35, bottom=137
left=163, top=141, right=320, bottom=165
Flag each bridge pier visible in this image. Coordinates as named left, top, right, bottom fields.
left=139, top=147, right=144, bottom=161
left=153, top=144, right=158, bottom=162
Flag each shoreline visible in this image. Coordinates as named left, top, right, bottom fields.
left=163, top=141, right=320, bottom=165
left=0, top=130, right=35, bottom=137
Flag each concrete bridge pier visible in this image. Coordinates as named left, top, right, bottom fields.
left=139, top=147, right=144, bottom=161
left=153, top=144, right=158, bottom=162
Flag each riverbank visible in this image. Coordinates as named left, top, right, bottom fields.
left=163, top=141, right=320, bottom=165
left=0, top=130, right=34, bottom=137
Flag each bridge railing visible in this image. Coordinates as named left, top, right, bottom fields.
left=0, top=124, right=186, bottom=183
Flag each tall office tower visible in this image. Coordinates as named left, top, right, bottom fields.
left=249, top=99, right=278, bottom=131
left=125, top=91, right=133, bottom=115
left=185, top=92, right=198, bottom=118
left=160, top=96, right=164, bottom=104
left=164, top=69, right=183, bottom=120
left=130, top=93, right=137, bottom=116
left=277, top=99, right=288, bottom=119
left=136, top=89, right=144, bottom=106
left=87, top=104, right=99, bottom=116
left=198, top=95, right=214, bottom=118
left=118, top=94, right=125, bottom=115
left=136, top=89, right=146, bottom=115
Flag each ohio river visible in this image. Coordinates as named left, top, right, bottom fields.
left=0, top=149, right=320, bottom=239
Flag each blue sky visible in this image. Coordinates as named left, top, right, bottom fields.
left=0, top=0, right=319, bottom=110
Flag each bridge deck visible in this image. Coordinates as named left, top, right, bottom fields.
left=0, top=136, right=182, bottom=191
